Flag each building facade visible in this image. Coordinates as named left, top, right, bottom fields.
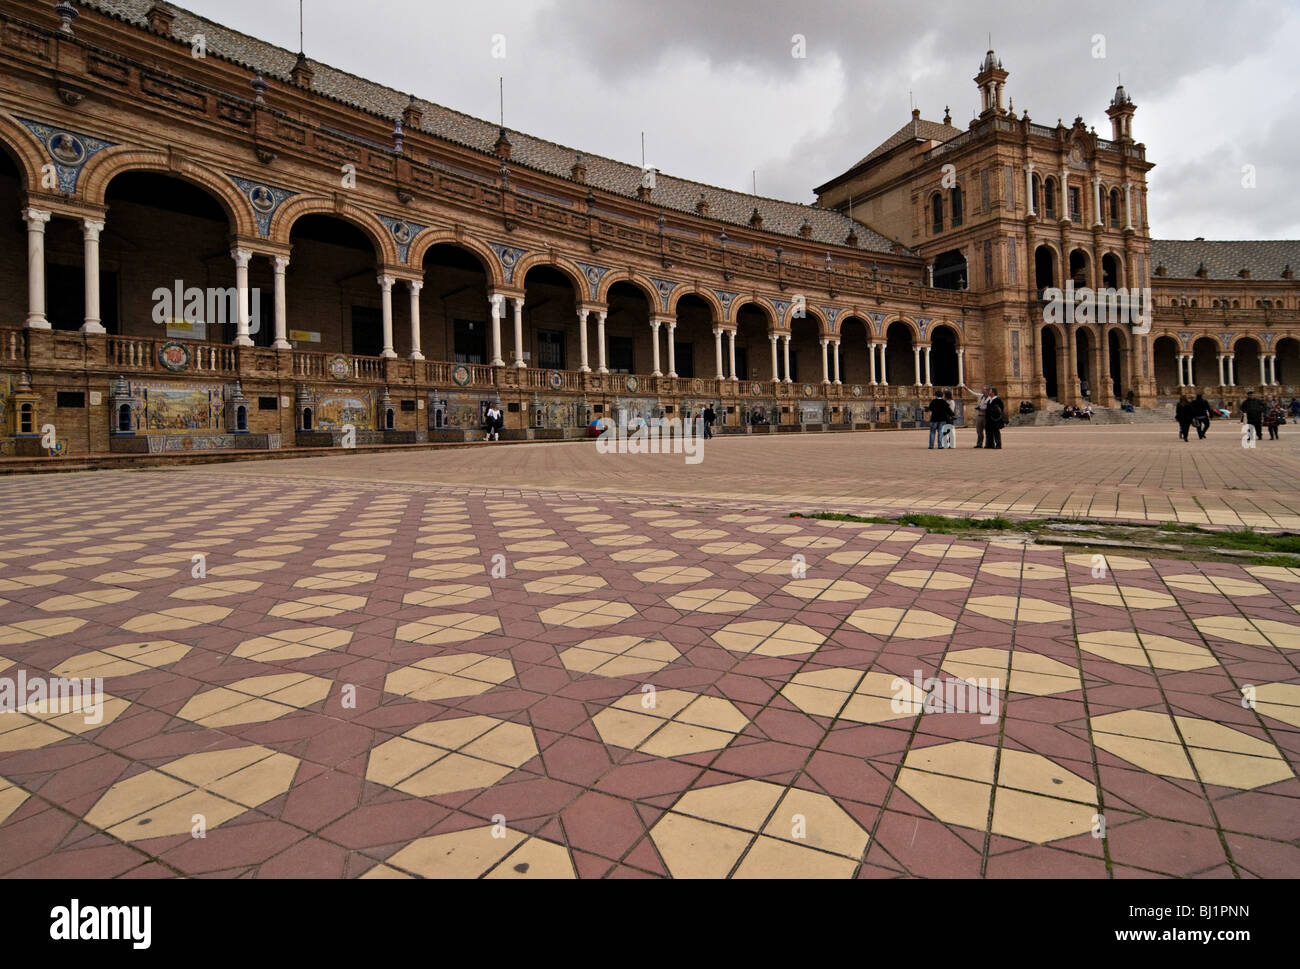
left=0, top=1, right=1296, bottom=457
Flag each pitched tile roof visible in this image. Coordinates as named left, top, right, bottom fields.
left=1151, top=240, right=1300, bottom=282
left=79, top=1, right=906, bottom=253
left=853, top=116, right=961, bottom=169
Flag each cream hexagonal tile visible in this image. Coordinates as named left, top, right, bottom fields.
left=1066, top=552, right=1150, bottom=572
left=1077, top=630, right=1218, bottom=671
left=120, top=606, right=232, bottom=633
left=1252, top=683, right=1300, bottom=728
left=538, top=599, right=636, bottom=629
left=1162, top=574, right=1270, bottom=598
left=611, top=548, right=678, bottom=563
left=35, top=588, right=138, bottom=611
left=412, top=546, right=481, bottom=563
left=667, top=588, right=759, bottom=614
left=885, top=569, right=973, bottom=592
left=397, top=612, right=502, bottom=645
left=0, top=616, right=88, bottom=645
left=366, top=715, right=537, bottom=797
left=385, top=653, right=516, bottom=701
left=374, top=826, right=576, bottom=878
left=409, top=562, right=486, bottom=581
left=558, top=635, right=680, bottom=677
left=176, top=673, right=333, bottom=727
left=233, top=626, right=353, bottom=661
left=595, top=689, right=748, bottom=757
left=846, top=607, right=956, bottom=640
left=712, top=620, right=826, bottom=657
left=780, top=535, right=846, bottom=550
left=965, top=595, right=1073, bottom=623
left=1091, top=710, right=1293, bottom=789
left=294, top=571, right=378, bottom=591
left=267, top=593, right=367, bottom=620
left=84, top=745, right=299, bottom=841
left=699, top=541, right=764, bottom=557
left=781, top=668, right=924, bottom=723
left=1246, top=565, right=1300, bottom=585
left=745, top=523, right=802, bottom=535
left=1194, top=615, right=1300, bottom=650
left=523, top=574, right=608, bottom=596
left=403, top=584, right=493, bottom=608
left=505, top=540, right=569, bottom=553
left=0, top=694, right=130, bottom=752
left=826, top=550, right=901, bottom=567
left=941, top=647, right=1080, bottom=696
left=912, top=543, right=983, bottom=560
left=633, top=565, right=712, bottom=585
left=52, top=641, right=191, bottom=679
left=1070, top=584, right=1176, bottom=610
left=735, top=558, right=800, bottom=577
left=898, top=741, right=1097, bottom=844
left=650, top=779, right=869, bottom=878
left=515, top=555, right=587, bottom=573
left=979, top=561, right=1066, bottom=581
left=781, top=578, right=873, bottom=602
left=673, top=528, right=728, bottom=541
left=0, top=573, right=64, bottom=592
left=169, top=579, right=263, bottom=601
left=0, top=776, right=28, bottom=826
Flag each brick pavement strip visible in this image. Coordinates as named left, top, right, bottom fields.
left=0, top=426, right=1297, bottom=878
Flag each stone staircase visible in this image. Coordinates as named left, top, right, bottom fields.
left=1010, top=403, right=1175, bottom=427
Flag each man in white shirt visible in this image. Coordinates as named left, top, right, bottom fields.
left=484, top=404, right=502, bottom=441
left=974, top=386, right=992, bottom=448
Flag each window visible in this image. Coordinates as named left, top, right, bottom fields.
left=1069, top=187, right=1082, bottom=223
left=18, top=403, right=34, bottom=434
left=117, top=403, right=132, bottom=432
left=674, top=341, right=695, bottom=378
left=258, top=396, right=278, bottom=410
left=302, top=407, right=313, bottom=430
left=1032, top=175, right=1043, bottom=217
left=453, top=319, right=486, bottom=364
left=983, top=240, right=993, bottom=288
left=537, top=330, right=564, bottom=369
left=950, top=185, right=964, bottom=227
left=350, top=306, right=382, bottom=358
left=1109, top=189, right=1121, bottom=228
left=1007, top=237, right=1018, bottom=285
left=980, top=168, right=990, bottom=213
left=931, top=193, right=943, bottom=233
left=608, top=335, right=634, bottom=373
left=401, top=399, right=416, bottom=412
left=56, top=392, right=85, bottom=408
left=1044, top=178, right=1057, bottom=219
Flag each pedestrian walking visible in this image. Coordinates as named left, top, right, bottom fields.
left=1290, top=397, right=1300, bottom=422
left=1175, top=395, right=1192, bottom=442
left=984, top=388, right=1005, bottom=450
left=1266, top=398, right=1284, bottom=441
left=942, top=390, right=957, bottom=448
left=484, top=402, right=503, bottom=441
left=1190, top=392, right=1211, bottom=439
left=974, top=386, right=991, bottom=448
left=702, top=405, right=716, bottom=440
left=1240, top=391, right=1265, bottom=444
left=926, top=390, right=948, bottom=449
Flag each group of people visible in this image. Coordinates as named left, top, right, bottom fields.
left=1061, top=404, right=1093, bottom=420
left=1174, top=391, right=1297, bottom=442
left=927, top=386, right=1007, bottom=449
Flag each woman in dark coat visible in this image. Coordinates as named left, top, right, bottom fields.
left=1175, top=396, right=1192, bottom=442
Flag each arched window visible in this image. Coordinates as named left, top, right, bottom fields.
left=930, top=193, right=943, bottom=233
left=1032, top=174, right=1043, bottom=217
left=1232, top=300, right=1240, bottom=308
left=1109, top=189, right=1121, bottom=228
left=385, top=408, right=395, bottom=430
left=18, top=403, right=34, bottom=435
left=1043, top=177, right=1058, bottom=219
left=950, top=185, right=964, bottom=227
left=117, top=403, right=132, bottom=432
left=235, top=405, right=247, bottom=431
left=302, top=407, right=313, bottom=430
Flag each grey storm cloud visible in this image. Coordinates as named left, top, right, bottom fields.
left=185, top=0, right=1300, bottom=239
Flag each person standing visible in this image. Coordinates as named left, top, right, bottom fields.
left=1175, top=395, right=1192, bottom=441
left=1190, top=392, right=1211, bottom=439
left=484, top=402, right=503, bottom=441
left=1290, top=396, right=1300, bottom=422
left=1266, top=397, right=1284, bottom=441
left=942, top=390, right=957, bottom=448
left=984, top=388, right=1005, bottom=450
left=926, top=390, right=948, bottom=449
left=1240, top=390, right=1265, bottom=444
left=974, top=386, right=991, bottom=448
left=702, top=404, right=716, bottom=440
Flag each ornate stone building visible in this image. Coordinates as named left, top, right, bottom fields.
left=0, top=1, right=1296, bottom=456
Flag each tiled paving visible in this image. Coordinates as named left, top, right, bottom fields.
left=0, top=430, right=1298, bottom=878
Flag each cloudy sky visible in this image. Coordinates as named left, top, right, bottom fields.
left=184, top=0, right=1300, bottom=240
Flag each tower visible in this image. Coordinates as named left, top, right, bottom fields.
left=1106, top=84, right=1136, bottom=142
left=974, top=49, right=1008, bottom=119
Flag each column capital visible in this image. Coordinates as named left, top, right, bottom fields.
left=769, top=333, right=779, bottom=343
left=82, top=218, right=105, bottom=238
left=231, top=247, right=253, bottom=266
left=22, top=207, right=51, bottom=226
left=713, top=327, right=723, bottom=336
left=407, top=278, right=422, bottom=293
left=273, top=255, right=290, bottom=272
left=649, top=318, right=662, bottom=330
left=377, top=273, right=395, bottom=291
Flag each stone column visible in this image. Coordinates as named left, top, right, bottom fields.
left=81, top=219, right=106, bottom=334
left=1270, top=354, right=1279, bottom=385
left=1124, top=182, right=1134, bottom=231
left=713, top=327, right=724, bottom=379
left=232, top=247, right=253, bottom=346
left=377, top=274, right=396, bottom=358
left=880, top=343, right=889, bottom=385
left=869, top=343, right=878, bottom=385
left=923, top=346, right=932, bottom=386
left=832, top=340, right=841, bottom=384
left=666, top=321, right=677, bottom=377
left=1064, top=326, right=1078, bottom=402
left=782, top=334, right=792, bottom=383
left=1216, top=353, right=1225, bottom=387
left=513, top=296, right=525, bottom=368
left=769, top=334, right=779, bottom=381
left=1260, top=354, right=1267, bottom=388
left=912, top=345, right=922, bottom=387
left=819, top=339, right=829, bottom=383
left=1025, top=163, right=1036, bottom=217
left=272, top=256, right=291, bottom=349
left=650, top=319, right=662, bottom=376
left=727, top=329, right=738, bottom=381
left=407, top=280, right=423, bottom=360
left=489, top=294, right=505, bottom=366
left=1060, top=170, right=1069, bottom=220
left=596, top=311, right=608, bottom=373
left=577, top=308, right=590, bottom=372
left=23, top=208, right=50, bottom=329
left=1092, top=177, right=1103, bottom=227
left=957, top=347, right=965, bottom=386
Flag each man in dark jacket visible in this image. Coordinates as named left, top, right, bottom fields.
left=1189, top=393, right=1212, bottom=439
left=703, top=405, right=716, bottom=440
left=984, top=389, right=1004, bottom=449
left=926, top=392, right=950, bottom=449
left=1240, top=391, right=1265, bottom=443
